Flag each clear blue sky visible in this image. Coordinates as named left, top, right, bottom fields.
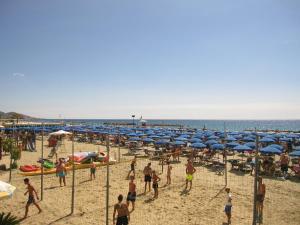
left=0, top=0, right=299, bottom=119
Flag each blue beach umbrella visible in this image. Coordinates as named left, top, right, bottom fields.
left=243, top=136, right=255, bottom=142
left=233, top=145, right=252, bottom=152
left=205, top=140, right=219, bottom=145
left=211, top=143, right=225, bottom=150
left=171, top=141, right=185, bottom=146
left=142, top=138, right=154, bottom=143
left=226, top=142, right=240, bottom=148
left=128, top=137, right=141, bottom=141
left=208, top=135, right=219, bottom=140
left=155, top=140, right=169, bottom=145
left=279, top=137, right=291, bottom=142
left=225, top=136, right=237, bottom=142
left=289, top=151, right=300, bottom=157
left=259, top=137, right=275, bottom=143
left=190, top=138, right=202, bottom=143
left=260, top=146, right=282, bottom=155
left=268, top=144, right=284, bottom=151
left=174, top=137, right=188, bottom=142
left=190, top=143, right=206, bottom=149
left=245, top=142, right=256, bottom=149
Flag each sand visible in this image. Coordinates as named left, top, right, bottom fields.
left=1, top=137, right=300, bottom=225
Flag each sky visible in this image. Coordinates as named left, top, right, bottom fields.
left=0, top=0, right=299, bottom=120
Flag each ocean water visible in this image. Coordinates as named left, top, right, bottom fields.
left=41, top=119, right=300, bottom=132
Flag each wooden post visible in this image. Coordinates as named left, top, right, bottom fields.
left=252, top=128, right=259, bottom=225
left=105, top=135, right=110, bottom=225
left=71, top=131, right=75, bottom=214
left=41, top=124, right=44, bottom=200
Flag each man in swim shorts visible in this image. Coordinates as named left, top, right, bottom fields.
left=185, top=159, right=196, bottom=190
left=23, top=178, right=42, bottom=219
left=56, top=158, right=67, bottom=187
left=113, top=194, right=130, bottom=225
left=126, top=175, right=136, bottom=211
left=256, top=176, right=266, bottom=223
left=143, top=162, right=152, bottom=193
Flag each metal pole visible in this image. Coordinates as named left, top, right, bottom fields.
left=105, top=135, right=110, bottom=225
left=224, top=122, right=228, bottom=187
left=41, top=123, right=44, bottom=200
left=71, top=131, right=75, bottom=214
left=252, top=128, right=259, bottom=225
left=9, top=122, right=15, bottom=183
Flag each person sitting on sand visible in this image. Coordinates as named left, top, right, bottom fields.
left=256, top=176, right=266, bottom=223
left=127, top=156, right=137, bottom=179
left=56, top=158, right=67, bottom=187
left=23, top=178, right=42, bottom=219
left=185, top=159, right=196, bottom=190
left=143, top=162, right=152, bottom=193
left=90, top=159, right=96, bottom=180
left=152, top=170, right=161, bottom=199
left=166, top=161, right=172, bottom=185
left=280, top=152, right=289, bottom=179
left=113, top=194, right=130, bottom=225
left=126, top=175, right=136, bottom=211
left=224, top=187, right=232, bottom=224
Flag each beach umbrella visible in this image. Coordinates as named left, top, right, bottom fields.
left=245, top=142, right=256, bottom=149
left=226, top=142, right=240, bottom=148
left=260, top=146, right=282, bottom=155
left=211, top=143, right=225, bottom=150
left=208, top=135, right=219, bottom=140
left=205, top=140, right=219, bottom=145
left=279, top=137, right=292, bottom=142
left=289, top=151, right=300, bottom=157
left=190, top=143, right=206, bottom=149
left=155, top=140, right=169, bottom=145
left=294, top=146, right=300, bottom=151
left=190, top=138, right=202, bottom=143
left=268, top=144, right=284, bottom=151
left=243, top=136, right=255, bottom=142
left=49, top=130, right=72, bottom=136
left=171, top=141, right=185, bottom=146
left=127, top=133, right=138, bottom=137
left=142, top=138, right=154, bottom=143
left=259, top=137, right=275, bottom=143
left=174, top=137, right=188, bottom=142
left=225, top=136, right=237, bottom=142
left=128, top=137, right=141, bottom=141
left=0, top=181, right=16, bottom=200
left=233, top=145, right=252, bottom=152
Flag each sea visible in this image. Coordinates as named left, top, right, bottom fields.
left=40, top=119, right=300, bottom=132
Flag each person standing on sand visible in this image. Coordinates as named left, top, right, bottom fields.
left=113, top=194, right=130, bottom=225
left=185, top=159, right=196, bottom=190
left=224, top=187, right=232, bottom=224
left=166, top=161, right=172, bottom=185
left=143, top=162, right=152, bottom=193
left=90, top=159, right=96, bottom=180
left=127, top=156, right=137, bottom=179
left=280, top=152, right=289, bottom=179
left=256, top=176, right=266, bottom=223
left=23, top=178, right=42, bottom=219
left=126, top=175, right=136, bottom=212
left=56, top=158, right=67, bottom=187
left=152, top=170, right=161, bottom=199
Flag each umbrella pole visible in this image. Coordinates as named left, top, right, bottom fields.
left=41, top=123, right=44, bottom=200
left=118, top=133, right=121, bottom=162
left=9, top=122, right=15, bottom=183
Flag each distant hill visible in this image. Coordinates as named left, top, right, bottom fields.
left=0, top=111, right=34, bottom=120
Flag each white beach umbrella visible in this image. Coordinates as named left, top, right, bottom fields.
left=49, top=130, right=72, bottom=136
left=0, top=181, right=16, bottom=200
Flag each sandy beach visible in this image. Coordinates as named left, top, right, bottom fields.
left=1, top=138, right=300, bottom=225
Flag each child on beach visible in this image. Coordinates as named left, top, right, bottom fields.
left=166, top=161, right=172, bottom=185
left=90, top=159, right=96, bottom=180
left=152, top=170, right=161, bottom=199
left=23, top=178, right=42, bottom=219
left=126, top=175, right=136, bottom=211
left=56, top=158, right=67, bottom=187
left=127, top=156, right=137, bottom=179
left=185, top=159, right=196, bottom=190
left=113, top=194, right=130, bottom=225
left=224, top=187, right=232, bottom=224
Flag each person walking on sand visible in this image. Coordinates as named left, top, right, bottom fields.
left=90, top=159, right=96, bottom=180
left=185, top=159, right=196, bottom=190
left=23, top=178, right=42, bottom=219
left=166, top=161, right=172, bottom=185
left=56, top=158, right=67, bottom=187
left=224, top=187, right=232, bottom=224
left=113, top=194, right=130, bottom=225
left=126, top=175, right=136, bottom=212
left=256, top=176, right=266, bottom=223
left=280, top=152, right=290, bottom=180
left=143, top=162, right=152, bottom=193
left=127, top=156, right=137, bottom=179
left=152, top=170, right=161, bottom=199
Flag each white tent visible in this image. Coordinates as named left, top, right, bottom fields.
left=0, top=181, right=16, bottom=200
left=49, top=130, right=72, bottom=136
